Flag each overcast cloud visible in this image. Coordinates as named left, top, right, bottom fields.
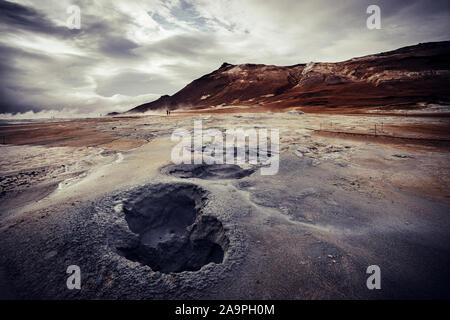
left=0, top=0, right=449, bottom=117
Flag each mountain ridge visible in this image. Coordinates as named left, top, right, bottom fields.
left=127, top=41, right=450, bottom=114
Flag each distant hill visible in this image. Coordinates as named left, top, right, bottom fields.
left=127, top=41, right=450, bottom=114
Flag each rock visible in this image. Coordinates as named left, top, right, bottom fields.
left=299, top=188, right=318, bottom=197
left=392, top=154, right=413, bottom=159
left=44, top=250, right=58, bottom=260
left=288, top=110, right=305, bottom=115
left=296, top=146, right=310, bottom=154
left=337, top=162, right=347, bottom=167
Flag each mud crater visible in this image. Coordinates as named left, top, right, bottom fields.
left=162, top=163, right=255, bottom=180
left=118, top=183, right=229, bottom=273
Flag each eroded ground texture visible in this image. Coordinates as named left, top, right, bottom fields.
left=0, top=112, right=449, bottom=299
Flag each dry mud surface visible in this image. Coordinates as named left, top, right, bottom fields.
left=0, top=112, right=450, bottom=299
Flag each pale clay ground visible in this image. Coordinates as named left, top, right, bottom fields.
left=0, top=112, right=449, bottom=299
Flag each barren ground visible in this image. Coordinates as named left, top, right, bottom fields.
left=0, top=111, right=449, bottom=299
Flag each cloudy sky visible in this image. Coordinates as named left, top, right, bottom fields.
left=0, top=0, right=449, bottom=117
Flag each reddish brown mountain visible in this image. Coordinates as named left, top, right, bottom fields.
left=128, top=41, right=450, bottom=114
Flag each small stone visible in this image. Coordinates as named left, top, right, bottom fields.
left=44, top=250, right=58, bottom=260
left=392, top=154, right=413, bottom=159
left=312, top=160, right=321, bottom=166
left=296, top=146, right=310, bottom=153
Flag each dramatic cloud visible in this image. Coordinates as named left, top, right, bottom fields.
left=0, top=0, right=449, bottom=117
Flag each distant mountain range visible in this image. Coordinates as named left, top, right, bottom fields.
left=127, top=41, right=450, bottom=114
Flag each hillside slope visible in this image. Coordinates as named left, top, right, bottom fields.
left=128, top=41, right=450, bottom=114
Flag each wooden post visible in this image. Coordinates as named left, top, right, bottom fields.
left=375, top=124, right=377, bottom=136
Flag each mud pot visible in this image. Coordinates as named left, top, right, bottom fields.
left=162, top=163, right=255, bottom=180
left=117, top=183, right=229, bottom=273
